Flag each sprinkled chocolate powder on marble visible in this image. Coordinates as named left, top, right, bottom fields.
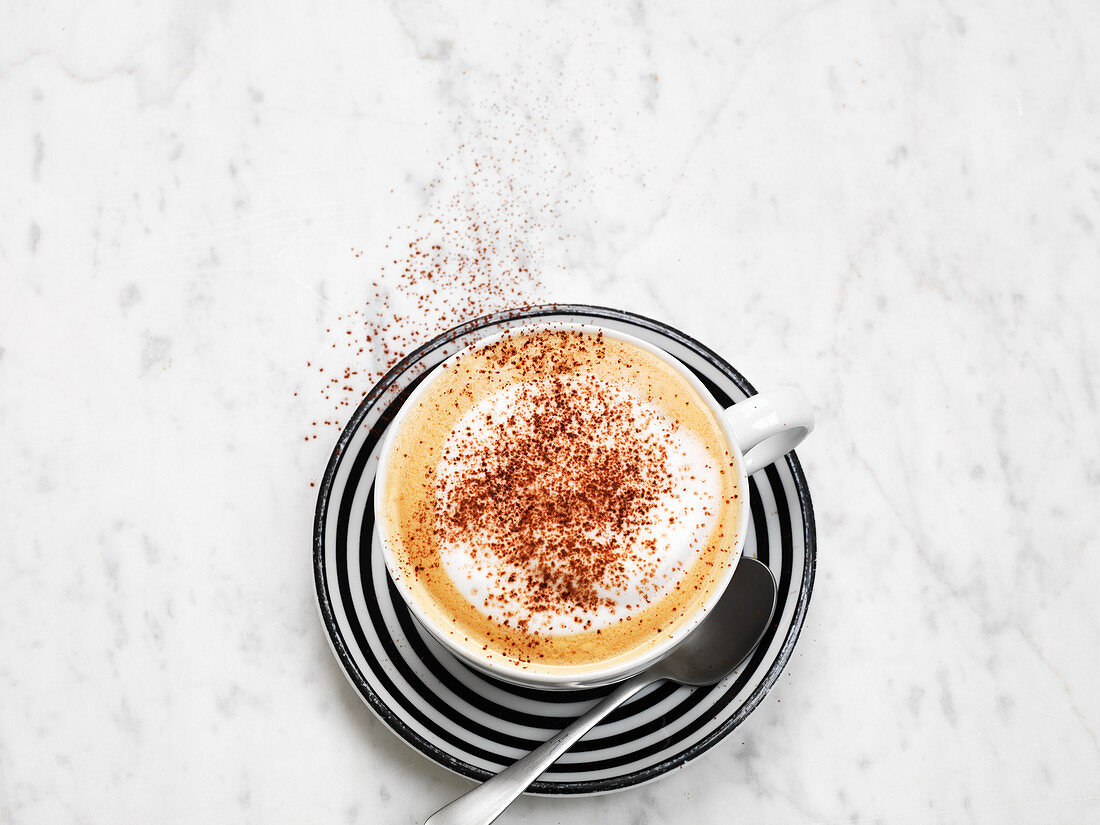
left=304, top=118, right=567, bottom=446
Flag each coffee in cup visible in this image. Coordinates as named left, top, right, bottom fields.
left=377, top=324, right=745, bottom=678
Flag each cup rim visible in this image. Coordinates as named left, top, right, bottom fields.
left=373, top=320, right=750, bottom=688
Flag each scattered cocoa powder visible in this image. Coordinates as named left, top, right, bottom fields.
left=305, top=121, right=568, bottom=446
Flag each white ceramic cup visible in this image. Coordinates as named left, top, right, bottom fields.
left=374, top=321, right=814, bottom=689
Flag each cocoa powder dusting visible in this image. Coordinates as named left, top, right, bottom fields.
left=436, top=332, right=675, bottom=628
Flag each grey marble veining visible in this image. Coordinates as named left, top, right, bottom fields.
left=2, top=1, right=1099, bottom=823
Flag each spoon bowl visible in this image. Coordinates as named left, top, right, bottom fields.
left=649, top=556, right=778, bottom=686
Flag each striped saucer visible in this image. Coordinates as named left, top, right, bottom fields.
left=313, top=304, right=816, bottom=795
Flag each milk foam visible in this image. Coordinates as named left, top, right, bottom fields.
left=435, top=376, right=724, bottom=635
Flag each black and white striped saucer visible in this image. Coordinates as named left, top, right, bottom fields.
left=313, top=304, right=816, bottom=795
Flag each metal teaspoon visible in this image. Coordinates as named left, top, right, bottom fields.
left=424, top=556, right=778, bottom=825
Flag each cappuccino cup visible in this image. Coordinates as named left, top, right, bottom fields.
left=375, top=321, right=813, bottom=688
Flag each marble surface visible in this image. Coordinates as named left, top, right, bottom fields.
left=2, top=1, right=1099, bottom=822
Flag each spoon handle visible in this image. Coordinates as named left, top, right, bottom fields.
left=425, top=673, right=656, bottom=825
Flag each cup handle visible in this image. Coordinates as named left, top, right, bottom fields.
left=725, top=387, right=814, bottom=475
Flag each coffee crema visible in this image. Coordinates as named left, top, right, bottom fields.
left=379, top=327, right=741, bottom=673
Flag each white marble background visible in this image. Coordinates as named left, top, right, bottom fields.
left=2, top=1, right=1099, bottom=822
